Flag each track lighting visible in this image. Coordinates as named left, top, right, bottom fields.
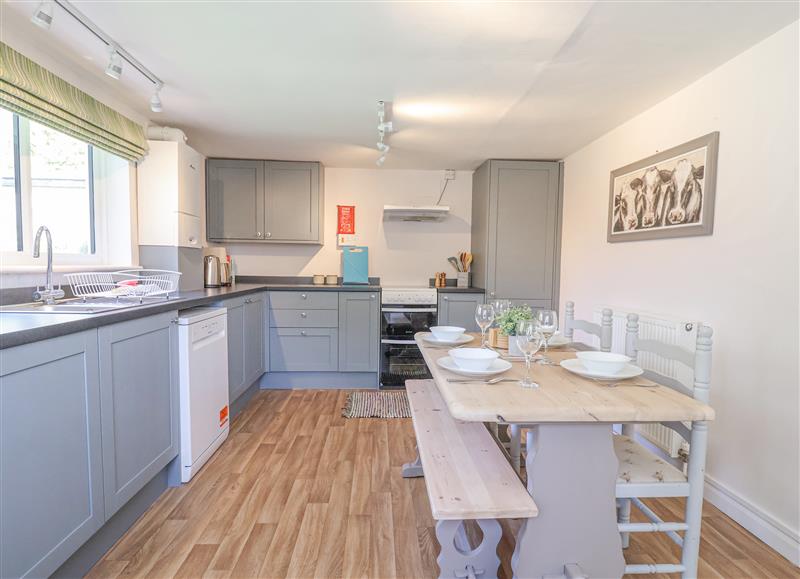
left=150, top=83, right=163, bottom=113
left=376, top=100, right=393, bottom=167
left=31, top=1, right=54, bottom=29
left=105, top=48, right=123, bottom=79
left=377, top=142, right=390, bottom=154
left=376, top=155, right=386, bottom=167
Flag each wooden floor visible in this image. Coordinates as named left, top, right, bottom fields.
left=89, top=390, right=798, bottom=579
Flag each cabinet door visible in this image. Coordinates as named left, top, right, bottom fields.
left=0, top=331, right=104, bottom=579
left=438, top=293, right=484, bottom=332
left=243, top=293, right=266, bottom=387
left=269, top=328, right=338, bottom=371
left=225, top=298, right=247, bottom=402
left=265, top=161, right=321, bottom=242
left=207, top=159, right=265, bottom=240
left=339, top=291, right=379, bottom=372
left=98, top=312, right=179, bottom=519
left=487, top=160, right=560, bottom=304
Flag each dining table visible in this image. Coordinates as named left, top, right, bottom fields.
left=415, top=331, right=715, bottom=579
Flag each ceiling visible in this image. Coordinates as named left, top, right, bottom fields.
left=3, top=1, right=798, bottom=169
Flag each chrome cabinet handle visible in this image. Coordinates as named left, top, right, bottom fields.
left=301, top=293, right=307, bottom=300
left=300, top=312, right=307, bottom=318
left=265, top=232, right=272, bottom=238
left=257, top=232, right=263, bottom=238
left=370, top=294, right=375, bottom=299
left=443, top=296, right=449, bottom=301
left=244, top=298, right=252, bottom=303
left=300, top=330, right=307, bottom=336
left=489, top=291, right=496, bottom=297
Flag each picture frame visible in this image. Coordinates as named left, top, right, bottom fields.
left=607, top=131, right=719, bottom=242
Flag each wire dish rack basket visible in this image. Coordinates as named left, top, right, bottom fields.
left=65, top=269, right=182, bottom=299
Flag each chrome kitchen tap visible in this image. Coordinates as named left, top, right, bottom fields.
left=32, top=225, right=65, bottom=304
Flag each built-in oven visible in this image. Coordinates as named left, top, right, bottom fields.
left=380, top=288, right=438, bottom=389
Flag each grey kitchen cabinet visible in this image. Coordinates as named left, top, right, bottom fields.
left=216, top=293, right=267, bottom=403
left=438, top=292, right=485, bottom=332
left=338, top=291, right=379, bottom=372
left=243, top=293, right=267, bottom=387
left=471, top=160, right=562, bottom=310
left=269, top=327, right=339, bottom=371
left=0, top=331, right=104, bottom=579
left=206, top=159, right=264, bottom=240
left=207, top=159, right=323, bottom=244
left=98, top=311, right=180, bottom=519
left=266, top=161, right=322, bottom=242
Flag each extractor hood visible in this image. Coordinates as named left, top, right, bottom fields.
left=382, top=205, right=450, bottom=222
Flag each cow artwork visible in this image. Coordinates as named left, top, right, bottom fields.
left=608, top=132, right=718, bottom=242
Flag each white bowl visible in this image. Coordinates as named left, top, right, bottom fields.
left=576, top=351, right=631, bottom=375
left=429, top=326, right=466, bottom=342
left=449, top=347, right=499, bottom=372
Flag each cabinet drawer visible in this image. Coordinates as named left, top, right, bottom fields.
left=269, top=328, right=338, bottom=372
left=270, top=308, right=338, bottom=328
left=269, top=291, right=338, bottom=310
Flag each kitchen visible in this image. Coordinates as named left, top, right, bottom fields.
left=0, top=2, right=798, bottom=579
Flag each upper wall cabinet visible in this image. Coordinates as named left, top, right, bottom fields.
left=138, top=140, right=204, bottom=248
left=206, top=159, right=323, bottom=244
left=471, top=160, right=562, bottom=310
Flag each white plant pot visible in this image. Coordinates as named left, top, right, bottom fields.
left=508, top=336, right=523, bottom=357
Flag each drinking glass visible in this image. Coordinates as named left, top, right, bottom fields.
left=534, top=309, right=558, bottom=358
left=475, top=304, right=496, bottom=348
left=489, top=299, right=511, bottom=324
left=515, top=320, right=544, bottom=388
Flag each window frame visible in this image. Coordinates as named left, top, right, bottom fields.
left=1, top=112, right=108, bottom=266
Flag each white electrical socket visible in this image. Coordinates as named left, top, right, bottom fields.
left=444, top=169, right=456, bottom=180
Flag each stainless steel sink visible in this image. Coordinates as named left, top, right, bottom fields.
left=1, top=298, right=160, bottom=314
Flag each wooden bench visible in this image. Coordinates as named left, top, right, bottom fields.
left=403, top=379, right=538, bottom=579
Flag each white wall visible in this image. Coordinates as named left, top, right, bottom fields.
left=220, top=169, right=472, bottom=286
left=560, top=22, right=799, bottom=563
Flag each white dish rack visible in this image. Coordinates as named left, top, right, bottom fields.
left=65, top=269, right=182, bottom=300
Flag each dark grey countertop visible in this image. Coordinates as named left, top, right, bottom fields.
left=436, top=286, right=486, bottom=293
left=0, top=282, right=381, bottom=350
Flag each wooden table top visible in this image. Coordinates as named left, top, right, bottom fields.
left=416, top=332, right=715, bottom=424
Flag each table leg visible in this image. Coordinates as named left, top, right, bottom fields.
left=512, top=423, right=625, bottom=579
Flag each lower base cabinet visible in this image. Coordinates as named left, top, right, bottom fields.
left=1, top=331, right=104, bottom=579
left=0, top=312, right=180, bottom=578
left=98, top=312, right=180, bottom=519
left=438, top=292, right=485, bottom=332
left=216, top=292, right=267, bottom=403
left=269, top=327, right=338, bottom=371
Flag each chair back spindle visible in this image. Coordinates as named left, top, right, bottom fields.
left=564, top=301, right=613, bottom=352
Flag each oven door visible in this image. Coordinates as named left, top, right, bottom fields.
left=381, top=307, right=437, bottom=339
left=380, top=339, right=432, bottom=388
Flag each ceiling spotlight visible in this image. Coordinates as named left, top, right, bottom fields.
left=105, top=48, right=123, bottom=79
left=378, top=121, right=394, bottom=134
left=376, top=155, right=386, bottom=167
left=31, top=1, right=54, bottom=29
left=150, top=84, right=163, bottom=113
left=377, top=142, right=390, bottom=154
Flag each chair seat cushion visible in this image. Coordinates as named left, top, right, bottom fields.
left=614, top=435, right=687, bottom=484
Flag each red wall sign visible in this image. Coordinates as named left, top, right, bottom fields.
left=337, top=205, right=355, bottom=234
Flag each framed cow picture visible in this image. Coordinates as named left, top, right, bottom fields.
left=607, top=132, right=719, bottom=242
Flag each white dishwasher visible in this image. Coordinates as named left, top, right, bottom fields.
left=178, top=307, right=229, bottom=482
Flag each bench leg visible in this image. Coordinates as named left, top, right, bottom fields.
left=436, top=519, right=502, bottom=579
left=509, top=425, right=521, bottom=474
left=402, top=451, right=424, bottom=478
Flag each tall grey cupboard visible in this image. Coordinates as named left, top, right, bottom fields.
left=470, top=160, right=562, bottom=310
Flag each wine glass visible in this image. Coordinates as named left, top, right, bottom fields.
left=534, top=309, right=558, bottom=360
left=515, top=320, right=544, bottom=388
left=475, top=304, right=496, bottom=348
left=489, top=299, right=511, bottom=324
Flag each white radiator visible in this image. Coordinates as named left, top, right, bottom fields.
left=591, top=307, right=697, bottom=459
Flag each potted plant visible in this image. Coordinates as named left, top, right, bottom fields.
left=493, top=304, right=533, bottom=355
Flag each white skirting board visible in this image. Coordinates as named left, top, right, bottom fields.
left=704, top=475, right=800, bottom=566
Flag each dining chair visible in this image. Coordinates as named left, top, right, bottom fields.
left=505, top=302, right=614, bottom=474
left=616, top=312, right=713, bottom=578
left=564, top=301, right=613, bottom=352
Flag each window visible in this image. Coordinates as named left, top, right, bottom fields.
left=0, top=108, right=133, bottom=266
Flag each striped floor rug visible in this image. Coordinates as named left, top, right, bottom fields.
left=342, top=391, right=411, bottom=419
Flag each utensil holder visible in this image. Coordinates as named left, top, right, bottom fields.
left=456, top=272, right=471, bottom=288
